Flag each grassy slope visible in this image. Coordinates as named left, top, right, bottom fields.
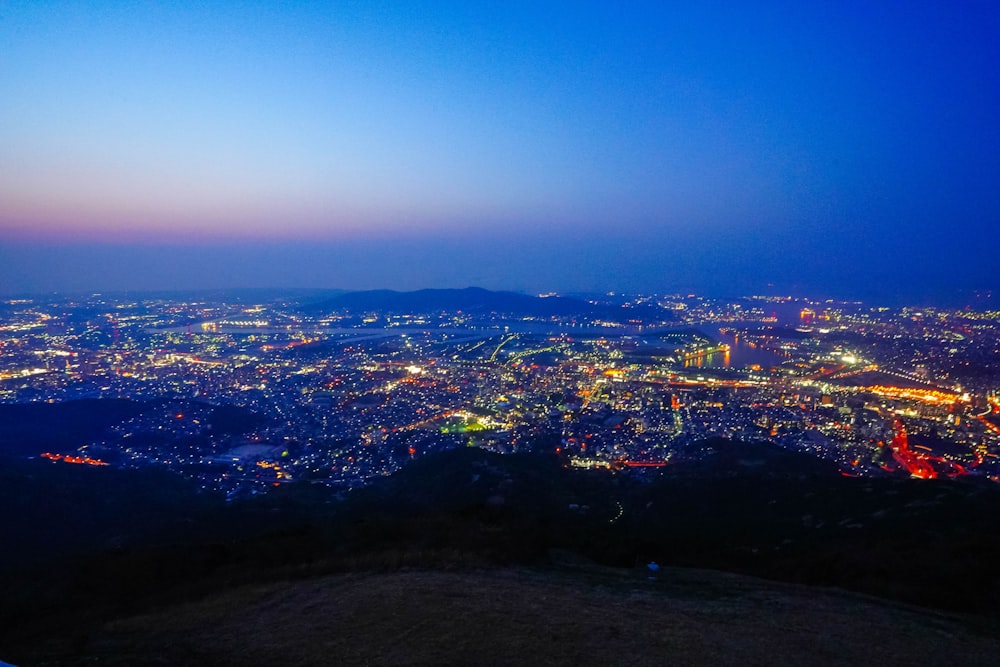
left=4, top=440, right=1000, bottom=664
left=43, top=564, right=1000, bottom=666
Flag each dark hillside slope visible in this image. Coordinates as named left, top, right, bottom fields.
left=333, top=443, right=1000, bottom=612
left=0, top=398, right=262, bottom=458
left=33, top=567, right=1000, bottom=666
left=3, top=441, right=1000, bottom=663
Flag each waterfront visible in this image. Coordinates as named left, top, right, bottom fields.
left=689, top=327, right=789, bottom=370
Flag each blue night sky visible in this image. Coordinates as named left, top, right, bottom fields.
left=1, top=1, right=998, bottom=303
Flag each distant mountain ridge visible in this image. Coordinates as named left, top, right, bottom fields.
left=305, top=287, right=667, bottom=322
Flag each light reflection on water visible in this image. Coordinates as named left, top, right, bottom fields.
left=691, top=328, right=787, bottom=369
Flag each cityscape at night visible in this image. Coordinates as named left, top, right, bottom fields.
left=3, top=0, right=1000, bottom=664
left=4, top=287, right=1000, bottom=662
left=3, top=289, right=1000, bottom=493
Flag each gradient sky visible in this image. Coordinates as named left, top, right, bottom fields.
left=2, top=1, right=998, bottom=302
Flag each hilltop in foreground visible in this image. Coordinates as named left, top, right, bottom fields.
left=53, top=566, right=1000, bottom=665
left=4, top=442, right=1000, bottom=664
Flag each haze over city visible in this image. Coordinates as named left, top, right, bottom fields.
left=2, top=1, right=998, bottom=302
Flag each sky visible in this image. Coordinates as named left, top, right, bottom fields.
left=1, top=1, right=998, bottom=303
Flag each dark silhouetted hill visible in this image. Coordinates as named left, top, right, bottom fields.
left=4, top=438, right=1000, bottom=664
left=0, top=399, right=145, bottom=457
left=56, top=567, right=1000, bottom=666
left=0, top=398, right=262, bottom=458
